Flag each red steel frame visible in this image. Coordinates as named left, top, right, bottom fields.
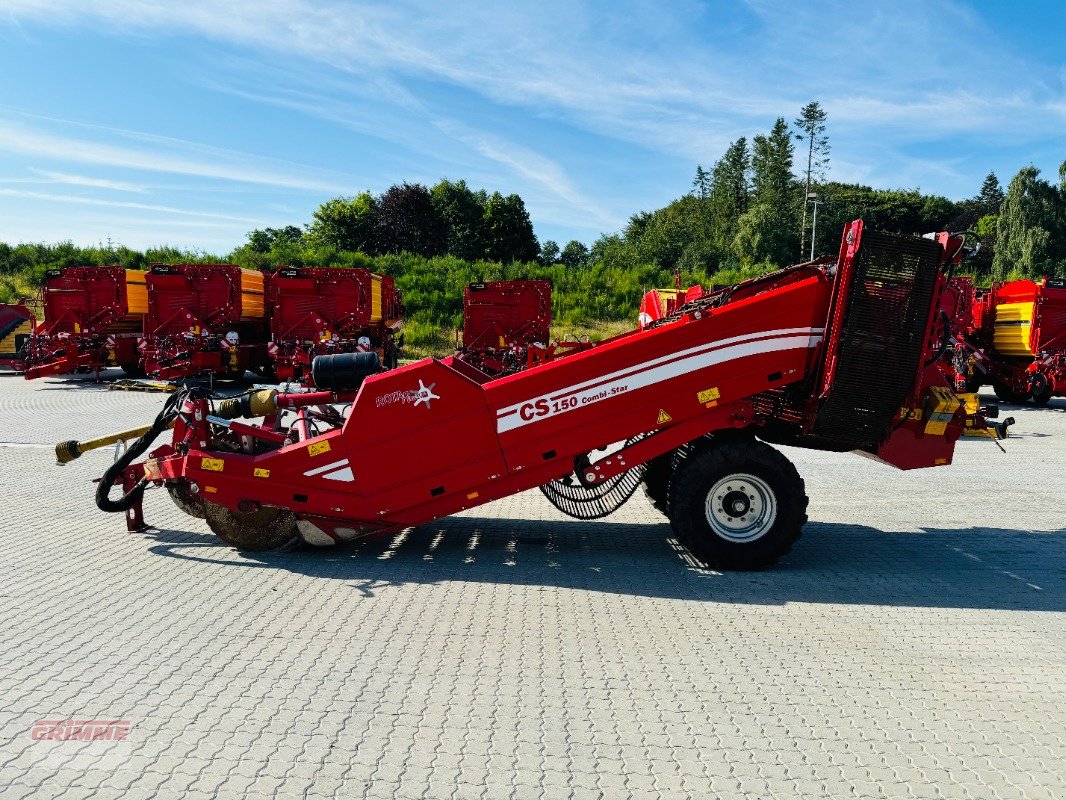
left=124, top=221, right=980, bottom=542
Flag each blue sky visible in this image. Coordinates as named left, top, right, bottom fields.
left=0, top=0, right=1064, bottom=252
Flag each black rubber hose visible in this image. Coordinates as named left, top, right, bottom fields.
left=95, top=391, right=184, bottom=513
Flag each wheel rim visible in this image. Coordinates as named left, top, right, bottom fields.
left=704, top=473, right=777, bottom=543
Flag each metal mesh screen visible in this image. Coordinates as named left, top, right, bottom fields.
left=810, top=231, right=942, bottom=448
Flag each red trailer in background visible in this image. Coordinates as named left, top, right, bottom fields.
left=268, top=266, right=403, bottom=384
left=140, top=264, right=270, bottom=381
left=23, top=266, right=146, bottom=379
left=456, top=280, right=552, bottom=376
left=0, top=301, right=35, bottom=372
left=957, top=277, right=1066, bottom=404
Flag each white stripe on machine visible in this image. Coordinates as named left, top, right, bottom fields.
left=497, top=329, right=822, bottom=433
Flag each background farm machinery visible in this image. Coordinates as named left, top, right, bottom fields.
left=75, top=220, right=993, bottom=570
left=22, top=266, right=146, bottom=379
left=268, top=266, right=403, bottom=383
left=950, top=277, right=1066, bottom=405
left=456, top=279, right=592, bottom=376
left=0, top=300, right=35, bottom=372
left=19, top=263, right=404, bottom=386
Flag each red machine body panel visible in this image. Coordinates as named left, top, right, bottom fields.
left=268, top=266, right=402, bottom=382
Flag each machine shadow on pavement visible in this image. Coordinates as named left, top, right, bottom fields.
left=145, top=518, right=1064, bottom=613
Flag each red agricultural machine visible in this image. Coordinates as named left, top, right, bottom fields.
left=0, top=301, right=35, bottom=372
left=954, top=277, right=1066, bottom=405
left=23, top=266, right=146, bottom=379
left=71, top=220, right=996, bottom=570
left=139, top=264, right=270, bottom=381
left=638, top=278, right=704, bottom=329
left=268, top=266, right=403, bottom=384
left=456, top=280, right=593, bottom=376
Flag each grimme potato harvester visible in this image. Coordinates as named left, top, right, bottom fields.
left=71, top=221, right=991, bottom=569
left=268, top=266, right=403, bottom=382
left=954, top=277, right=1066, bottom=404
left=23, top=266, right=147, bottom=378
left=138, top=263, right=269, bottom=380
left=456, top=279, right=590, bottom=376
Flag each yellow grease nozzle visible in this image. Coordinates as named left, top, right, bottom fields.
left=55, top=424, right=154, bottom=465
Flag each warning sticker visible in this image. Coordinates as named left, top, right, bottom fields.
left=656, top=409, right=672, bottom=424
left=697, top=387, right=720, bottom=404
left=308, top=440, right=331, bottom=457
left=253, top=468, right=271, bottom=478
left=200, top=457, right=224, bottom=472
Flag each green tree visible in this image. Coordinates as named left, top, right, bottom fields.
left=430, top=179, right=488, bottom=260
left=692, top=165, right=711, bottom=199
left=707, top=138, right=749, bottom=254
left=483, top=192, right=539, bottom=262
left=376, top=183, right=447, bottom=257
left=794, top=101, right=829, bottom=257
left=539, top=240, right=560, bottom=265
left=736, top=118, right=798, bottom=266
left=307, top=193, right=379, bottom=254
left=560, top=240, right=590, bottom=268
left=993, top=166, right=1063, bottom=280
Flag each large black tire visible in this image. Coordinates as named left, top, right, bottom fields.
left=1028, top=372, right=1053, bottom=407
left=641, top=452, right=674, bottom=515
left=993, top=380, right=1028, bottom=405
left=667, top=439, right=807, bottom=570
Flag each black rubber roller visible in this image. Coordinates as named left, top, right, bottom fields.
left=311, top=351, right=380, bottom=391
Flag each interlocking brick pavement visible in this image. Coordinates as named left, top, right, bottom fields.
left=0, top=372, right=1063, bottom=799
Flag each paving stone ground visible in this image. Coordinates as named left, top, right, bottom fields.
left=0, top=372, right=1063, bottom=799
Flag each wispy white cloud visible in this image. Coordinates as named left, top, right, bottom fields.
left=29, top=169, right=146, bottom=192
left=0, top=114, right=353, bottom=193
left=0, top=188, right=264, bottom=224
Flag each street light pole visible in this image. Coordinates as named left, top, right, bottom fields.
left=806, top=192, right=821, bottom=261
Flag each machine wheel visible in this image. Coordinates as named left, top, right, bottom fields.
left=121, top=363, right=146, bottom=378
left=993, top=380, right=1028, bottom=404
left=1028, top=373, right=1053, bottom=406
left=642, top=452, right=674, bottom=515
left=166, top=480, right=206, bottom=519
left=203, top=502, right=300, bottom=552
left=668, top=439, right=807, bottom=570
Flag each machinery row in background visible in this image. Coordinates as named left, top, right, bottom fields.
left=0, top=263, right=568, bottom=387
left=641, top=272, right=1066, bottom=406
left=0, top=264, right=409, bottom=385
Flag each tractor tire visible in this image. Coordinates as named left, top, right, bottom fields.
left=993, top=380, right=1028, bottom=405
left=667, top=438, right=807, bottom=570
left=641, top=452, right=674, bottom=516
left=204, top=502, right=301, bottom=552
left=1028, top=373, right=1053, bottom=406
left=121, top=363, right=146, bottom=378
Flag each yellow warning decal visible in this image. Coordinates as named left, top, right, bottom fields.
left=697, top=387, right=720, bottom=406
left=308, top=440, right=331, bottom=457
left=201, top=457, right=224, bottom=472
left=253, top=468, right=271, bottom=478
left=657, top=409, right=672, bottom=424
